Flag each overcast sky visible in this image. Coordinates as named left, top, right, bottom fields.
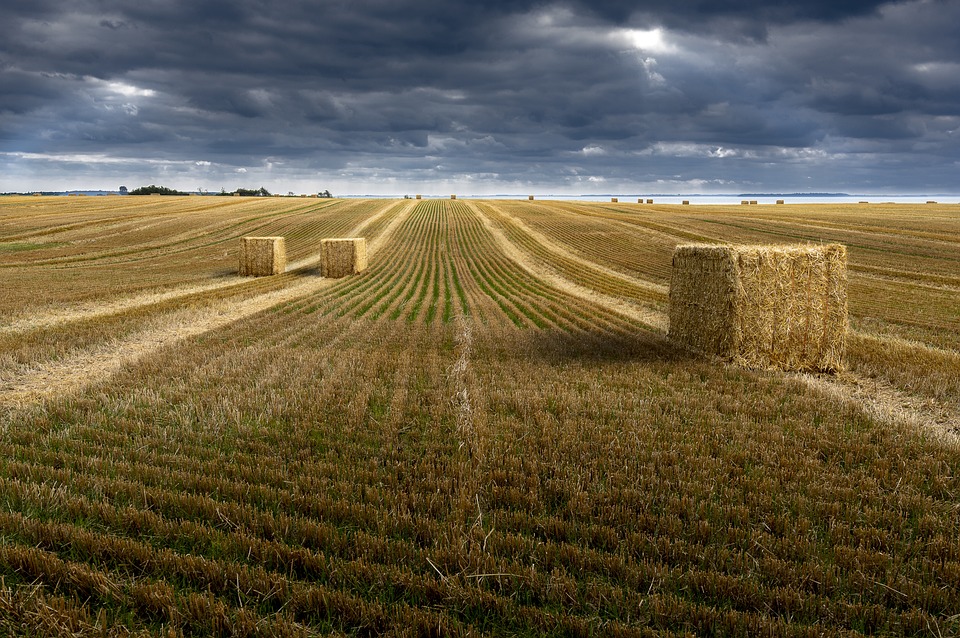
left=2, top=0, right=959, bottom=195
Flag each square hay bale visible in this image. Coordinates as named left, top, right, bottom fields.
left=682, top=200, right=690, bottom=205
left=529, top=195, right=535, bottom=201
left=416, top=194, right=422, bottom=199
left=611, top=198, right=618, bottom=203
left=776, top=200, right=785, bottom=205
left=239, top=237, right=286, bottom=276
left=741, top=200, right=750, bottom=205
left=647, top=199, right=654, bottom=204
left=669, top=243, right=847, bottom=372
left=927, top=200, right=937, bottom=204
left=321, top=238, right=368, bottom=278
left=451, top=194, right=457, bottom=200
left=750, top=200, right=758, bottom=205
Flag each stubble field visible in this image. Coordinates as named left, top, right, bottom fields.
left=0, top=195, right=958, bottom=636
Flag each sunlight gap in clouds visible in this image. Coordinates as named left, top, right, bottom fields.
left=101, top=80, right=156, bottom=98
left=618, top=28, right=675, bottom=54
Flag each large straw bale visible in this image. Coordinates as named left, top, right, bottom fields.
left=682, top=200, right=690, bottom=205
left=416, top=194, right=422, bottom=199
left=529, top=195, right=535, bottom=201
left=669, top=243, right=847, bottom=372
left=776, top=200, right=785, bottom=205
left=611, top=198, right=618, bottom=203
left=451, top=195, right=457, bottom=200
left=321, top=238, right=368, bottom=278
left=239, top=237, right=286, bottom=276
left=647, top=199, right=654, bottom=204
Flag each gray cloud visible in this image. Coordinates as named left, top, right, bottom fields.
left=1, top=0, right=958, bottom=194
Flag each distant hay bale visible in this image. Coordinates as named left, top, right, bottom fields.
left=416, top=194, right=422, bottom=199
left=647, top=199, right=654, bottom=204
left=682, top=200, right=690, bottom=205
left=529, top=195, right=535, bottom=201
left=776, top=200, right=785, bottom=205
left=741, top=200, right=749, bottom=205
left=239, top=237, right=286, bottom=276
left=321, top=238, right=368, bottom=278
left=927, top=200, right=937, bottom=204
left=451, top=195, right=457, bottom=200
left=859, top=201, right=869, bottom=204
left=669, top=243, right=847, bottom=372
left=611, top=198, right=618, bottom=203
left=750, top=200, right=758, bottom=205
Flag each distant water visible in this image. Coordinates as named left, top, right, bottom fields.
left=344, top=194, right=958, bottom=204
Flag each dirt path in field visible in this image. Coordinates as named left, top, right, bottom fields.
left=791, top=372, right=960, bottom=448
left=0, top=199, right=412, bottom=337
left=483, top=201, right=669, bottom=297
left=0, top=277, right=335, bottom=410
left=467, top=201, right=669, bottom=331
left=0, top=201, right=414, bottom=410
left=0, top=280, right=251, bottom=335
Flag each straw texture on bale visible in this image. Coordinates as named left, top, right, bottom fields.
left=239, top=237, right=286, bottom=276
left=321, top=238, right=368, bottom=278
left=669, top=243, right=847, bottom=372
left=647, top=199, right=654, bottom=204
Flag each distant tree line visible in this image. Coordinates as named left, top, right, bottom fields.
left=217, top=187, right=272, bottom=197
left=126, top=185, right=333, bottom=197
left=129, top=185, right=189, bottom=195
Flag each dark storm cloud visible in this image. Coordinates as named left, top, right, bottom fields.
left=1, top=0, right=958, bottom=193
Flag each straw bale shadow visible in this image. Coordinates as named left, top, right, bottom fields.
left=520, top=326, right=693, bottom=366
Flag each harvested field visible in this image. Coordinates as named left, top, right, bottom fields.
left=0, top=196, right=958, bottom=636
